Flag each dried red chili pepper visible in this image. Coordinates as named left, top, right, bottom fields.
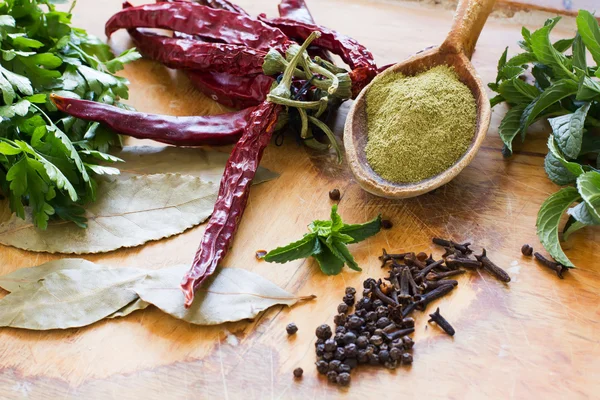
left=278, top=0, right=314, bottom=24
left=106, top=2, right=290, bottom=52
left=50, top=94, right=253, bottom=146
left=180, top=101, right=283, bottom=306
left=186, top=71, right=273, bottom=109
left=158, top=0, right=249, bottom=15
left=127, top=29, right=266, bottom=76
left=258, top=16, right=377, bottom=97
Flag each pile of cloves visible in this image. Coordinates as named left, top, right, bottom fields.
left=314, top=237, right=510, bottom=386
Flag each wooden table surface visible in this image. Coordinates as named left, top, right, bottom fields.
left=1, top=0, right=599, bottom=399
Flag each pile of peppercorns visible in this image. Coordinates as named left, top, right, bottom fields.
left=312, top=238, right=511, bottom=386
left=314, top=285, right=415, bottom=386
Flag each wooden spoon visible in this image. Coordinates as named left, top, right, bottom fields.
left=344, top=0, right=496, bottom=198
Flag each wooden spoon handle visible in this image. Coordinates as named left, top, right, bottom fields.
left=440, top=0, right=496, bottom=59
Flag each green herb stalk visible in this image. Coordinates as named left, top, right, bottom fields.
left=0, top=0, right=140, bottom=229
left=489, top=11, right=600, bottom=267
left=263, top=205, right=381, bottom=275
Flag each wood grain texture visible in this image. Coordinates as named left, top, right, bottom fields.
left=0, top=0, right=598, bottom=399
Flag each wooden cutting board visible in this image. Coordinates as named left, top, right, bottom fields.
left=0, top=0, right=598, bottom=398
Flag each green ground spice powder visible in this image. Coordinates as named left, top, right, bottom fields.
left=365, top=65, right=477, bottom=183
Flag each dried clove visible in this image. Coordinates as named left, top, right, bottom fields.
left=423, top=279, right=458, bottom=290
left=445, top=256, right=482, bottom=270
left=404, top=253, right=427, bottom=269
left=521, top=244, right=533, bottom=256
left=379, top=249, right=410, bottom=267
left=416, top=252, right=429, bottom=262
left=534, top=252, right=568, bottom=279
left=398, top=267, right=411, bottom=301
left=433, top=238, right=472, bottom=254
left=441, top=246, right=465, bottom=259
left=369, top=280, right=399, bottom=306
left=383, top=327, right=415, bottom=342
left=414, top=283, right=455, bottom=310
left=426, top=270, right=466, bottom=281
left=415, top=259, right=445, bottom=282
left=475, top=249, right=511, bottom=283
left=428, top=308, right=455, bottom=336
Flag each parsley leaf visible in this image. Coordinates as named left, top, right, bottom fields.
left=0, top=0, right=140, bottom=228
left=264, top=205, right=381, bottom=275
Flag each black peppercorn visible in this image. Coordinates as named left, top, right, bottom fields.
left=343, top=331, right=357, bottom=344
left=391, top=338, right=403, bottom=349
left=324, top=338, right=337, bottom=352
left=401, top=317, right=415, bottom=328
left=402, top=335, right=414, bottom=350
left=365, top=311, right=377, bottom=322
left=356, top=336, right=368, bottom=349
left=379, top=343, right=389, bottom=352
left=373, top=328, right=384, bottom=338
left=384, top=361, right=398, bottom=370
left=293, top=367, right=303, bottom=378
left=334, top=347, right=346, bottom=361
left=339, top=363, right=352, bottom=374
left=329, top=189, right=341, bottom=201
left=337, top=303, right=349, bottom=314
left=376, top=317, right=391, bottom=329
left=381, top=219, right=393, bottom=229
left=316, top=324, right=332, bottom=340
left=346, top=316, right=363, bottom=330
left=334, top=332, right=345, bottom=345
left=370, top=335, right=383, bottom=346
left=401, top=352, right=413, bottom=365
left=373, top=299, right=384, bottom=309
left=326, top=370, right=338, bottom=383
left=286, top=323, right=298, bottom=335
left=316, top=344, right=325, bottom=357
left=365, top=322, right=376, bottom=334
left=328, top=360, right=342, bottom=372
left=390, top=347, right=402, bottom=361
left=343, top=294, right=355, bottom=306
left=344, top=343, right=358, bottom=358
left=355, top=309, right=366, bottom=318
left=335, top=326, right=346, bottom=334
left=344, top=358, right=358, bottom=369
left=323, top=352, right=334, bottom=361
left=316, top=360, right=329, bottom=375
left=337, top=372, right=351, bottom=386
left=379, top=350, right=391, bottom=363
left=375, top=306, right=387, bottom=319
left=345, top=287, right=356, bottom=296
left=357, top=350, right=368, bottom=364
left=521, top=244, right=533, bottom=256
left=368, top=353, right=380, bottom=365
left=334, top=313, right=347, bottom=326
left=315, top=338, right=325, bottom=346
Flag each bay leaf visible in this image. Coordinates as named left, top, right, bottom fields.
left=135, top=265, right=315, bottom=325
left=113, top=146, right=279, bottom=184
left=0, top=259, right=314, bottom=330
left=0, top=174, right=219, bottom=253
left=0, top=266, right=145, bottom=330
left=0, top=258, right=102, bottom=292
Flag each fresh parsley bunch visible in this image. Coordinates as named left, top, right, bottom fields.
left=489, top=11, right=600, bottom=267
left=0, top=0, right=140, bottom=229
left=264, top=205, right=381, bottom=275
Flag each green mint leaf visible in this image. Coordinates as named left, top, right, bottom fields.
left=327, top=231, right=356, bottom=245
left=529, top=17, right=574, bottom=79
left=576, top=10, right=600, bottom=66
left=545, top=136, right=585, bottom=185
left=330, top=241, right=361, bottom=272
left=490, top=95, right=504, bottom=108
left=338, top=214, right=382, bottom=244
left=520, top=79, right=579, bottom=135
left=498, top=104, right=527, bottom=155
left=576, top=76, right=600, bottom=101
left=264, top=234, right=319, bottom=263
left=330, top=204, right=343, bottom=231
left=562, top=216, right=586, bottom=241
left=313, top=240, right=345, bottom=275
left=576, top=171, right=600, bottom=221
left=552, top=38, right=574, bottom=52
left=536, top=187, right=581, bottom=267
left=498, top=65, right=526, bottom=81
left=531, top=65, right=552, bottom=90
left=497, top=78, right=540, bottom=105
left=572, top=33, right=587, bottom=70
left=506, top=52, right=537, bottom=67
left=568, top=202, right=600, bottom=226
left=496, top=47, right=508, bottom=82
left=548, top=103, right=590, bottom=159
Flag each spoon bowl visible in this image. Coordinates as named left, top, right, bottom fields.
left=344, top=0, right=496, bottom=198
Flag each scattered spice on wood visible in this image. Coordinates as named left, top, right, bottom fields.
left=534, top=252, right=568, bottom=279
left=293, top=367, right=304, bottom=378
left=428, top=308, right=455, bottom=336
left=329, top=189, right=341, bottom=201
left=521, top=244, right=534, bottom=256
left=287, top=323, right=299, bottom=335
left=381, top=219, right=393, bottom=229
left=365, top=66, right=477, bottom=183
left=475, top=249, right=511, bottom=283
left=255, top=250, right=268, bottom=260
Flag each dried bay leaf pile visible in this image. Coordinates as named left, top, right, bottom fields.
left=0, top=146, right=278, bottom=254
left=0, top=259, right=314, bottom=330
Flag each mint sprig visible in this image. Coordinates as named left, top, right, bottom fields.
left=490, top=10, right=600, bottom=267
left=264, top=205, right=381, bottom=275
